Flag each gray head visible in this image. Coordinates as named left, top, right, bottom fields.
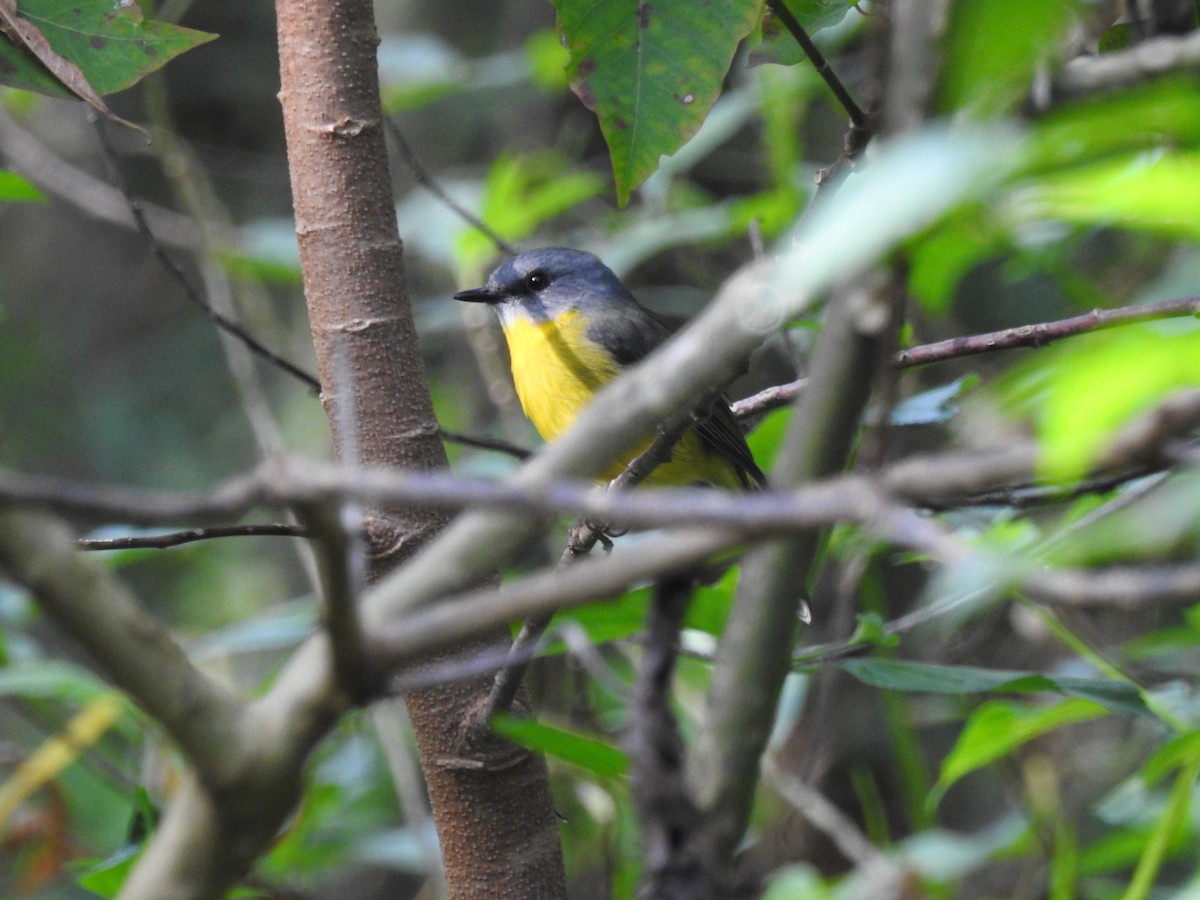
left=453, top=247, right=638, bottom=329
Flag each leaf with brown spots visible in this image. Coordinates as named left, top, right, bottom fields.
left=554, top=0, right=762, bottom=205
left=0, top=0, right=214, bottom=117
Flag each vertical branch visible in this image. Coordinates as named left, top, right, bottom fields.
left=629, top=576, right=718, bottom=899
left=689, top=276, right=898, bottom=863
left=274, top=0, right=566, bottom=895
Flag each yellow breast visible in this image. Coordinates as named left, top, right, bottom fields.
left=503, top=309, right=619, bottom=442
left=501, top=308, right=745, bottom=489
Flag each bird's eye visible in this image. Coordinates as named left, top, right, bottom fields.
left=524, top=270, right=550, bottom=292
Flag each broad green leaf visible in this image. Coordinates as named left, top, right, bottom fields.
left=940, top=0, right=1078, bottom=117
left=1004, top=325, right=1200, bottom=481
left=0, top=169, right=45, bottom=203
left=0, top=0, right=215, bottom=99
left=1013, top=152, right=1200, bottom=242
left=491, top=714, right=629, bottom=779
left=842, top=658, right=1149, bottom=717
left=931, top=697, right=1109, bottom=807
left=554, top=0, right=762, bottom=204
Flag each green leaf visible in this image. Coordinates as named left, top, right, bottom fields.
left=940, top=0, right=1078, bottom=117
left=1004, top=325, right=1200, bottom=482
left=931, top=697, right=1109, bottom=808
left=0, top=0, right=216, bottom=99
left=553, top=0, right=763, bottom=204
left=546, top=568, right=738, bottom=654
left=0, top=169, right=45, bottom=203
left=1013, top=151, right=1200, bottom=242
left=454, top=150, right=605, bottom=279
left=0, top=659, right=117, bottom=703
left=751, top=0, right=859, bottom=67
left=842, top=658, right=1149, bottom=716
left=525, top=28, right=571, bottom=91
left=907, top=208, right=1004, bottom=313
left=76, top=844, right=139, bottom=897
left=1024, top=80, right=1200, bottom=174
left=491, top=714, right=629, bottom=779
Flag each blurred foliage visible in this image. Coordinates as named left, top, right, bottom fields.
left=2, top=0, right=1200, bottom=897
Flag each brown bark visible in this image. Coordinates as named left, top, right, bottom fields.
left=275, top=0, right=566, bottom=895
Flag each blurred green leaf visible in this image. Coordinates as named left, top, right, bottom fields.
left=0, top=0, right=215, bottom=99
left=76, top=844, right=139, bottom=897
left=1024, top=80, right=1200, bottom=174
left=746, top=406, right=792, bottom=474
left=842, top=658, right=1149, bottom=717
left=0, top=169, right=45, bottom=202
left=0, top=659, right=122, bottom=704
left=940, top=0, right=1078, bottom=117
left=907, top=208, right=1004, bottom=314
left=547, top=567, right=739, bottom=653
left=1140, top=731, right=1200, bottom=788
left=525, top=27, right=570, bottom=91
left=1004, top=325, right=1200, bottom=481
left=553, top=0, right=762, bottom=204
left=454, top=150, right=604, bottom=278
left=761, top=864, right=832, bottom=899
left=1013, top=152, right=1200, bottom=242
left=931, top=697, right=1109, bottom=808
left=491, top=714, right=629, bottom=779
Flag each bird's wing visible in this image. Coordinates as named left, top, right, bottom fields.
left=588, top=305, right=766, bottom=489
left=588, top=302, right=673, bottom=366
left=696, top=397, right=767, bottom=489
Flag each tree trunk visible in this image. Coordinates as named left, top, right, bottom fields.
left=275, top=0, right=567, bottom=894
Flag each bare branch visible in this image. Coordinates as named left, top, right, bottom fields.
left=735, top=294, right=1200, bottom=420
left=0, top=106, right=198, bottom=248
left=1027, top=562, right=1200, bottom=608
left=1054, top=29, right=1200, bottom=101
left=78, top=523, right=307, bottom=551
left=895, top=295, right=1200, bottom=368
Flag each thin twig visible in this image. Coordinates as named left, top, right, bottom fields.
left=89, top=116, right=321, bottom=394
left=438, top=427, right=531, bottom=460
left=384, top=117, right=517, bottom=256
left=765, top=0, right=866, bottom=129
left=732, top=294, right=1200, bottom=420
left=79, top=523, right=308, bottom=551
left=895, top=295, right=1200, bottom=368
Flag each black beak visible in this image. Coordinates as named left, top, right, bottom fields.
left=453, top=287, right=501, bottom=304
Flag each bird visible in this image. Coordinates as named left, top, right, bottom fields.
left=454, top=247, right=765, bottom=490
